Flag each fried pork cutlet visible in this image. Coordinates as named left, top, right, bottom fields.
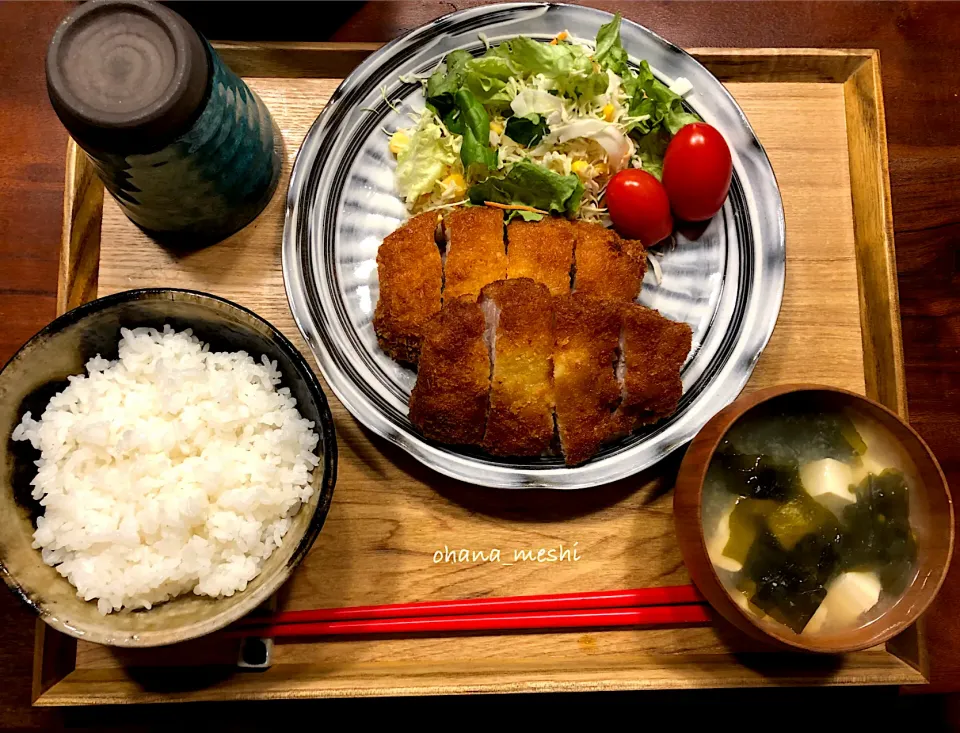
left=506, top=217, right=576, bottom=295
left=373, top=212, right=442, bottom=365
left=408, top=297, right=490, bottom=445
left=480, top=279, right=555, bottom=456
left=573, top=221, right=646, bottom=302
left=621, top=238, right=647, bottom=272
left=553, top=293, right=623, bottom=466
left=443, top=207, right=507, bottom=301
left=617, top=304, right=692, bottom=430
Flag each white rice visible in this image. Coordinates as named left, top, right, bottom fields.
left=11, top=326, right=320, bottom=615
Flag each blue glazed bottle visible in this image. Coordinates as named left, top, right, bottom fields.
left=46, top=0, right=281, bottom=242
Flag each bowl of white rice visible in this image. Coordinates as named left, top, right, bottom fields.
left=0, top=289, right=336, bottom=647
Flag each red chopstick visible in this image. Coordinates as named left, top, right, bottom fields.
left=232, top=585, right=704, bottom=629
left=226, top=604, right=711, bottom=639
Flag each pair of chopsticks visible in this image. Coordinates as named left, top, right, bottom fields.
left=226, top=585, right=711, bottom=639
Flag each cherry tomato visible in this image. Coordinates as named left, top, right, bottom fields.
left=661, top=122, right=732, bottom=222
left=605, top=169, right=673, bottom=245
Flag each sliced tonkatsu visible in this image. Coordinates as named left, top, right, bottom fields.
left=617, top=304, right=692, bottom=429
left=408, top=297, right=490, bottom=445
left=480, top=278, right=555, bottom=456
left=506, top=217, right=576, bottom=295
left=573, top=221, right=646, bottom=302
left=377, top=206, right=692, bottom=463
left=443, top=207, right=507, bottom=302
left=553, top=292, right=623, bottom=466
left=620, top=238, right=647, bottom=274
left=372, top=212, right=442, bottom=365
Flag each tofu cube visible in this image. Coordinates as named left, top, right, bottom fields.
left=802, top=571, right=882, bottom=635
left=706, top=501, right=743, bottom=573
left=803, top=600, right=830, bottom=635
left=800, top=458, right=855, bottom=516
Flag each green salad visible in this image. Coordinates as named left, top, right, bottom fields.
left=388, top=13, right=699, bottom=221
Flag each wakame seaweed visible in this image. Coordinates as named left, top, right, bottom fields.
left=738, top=510, right=844, bottom=633
left=739, top=528, right=836, bottom=633
left=841, top=470, right=918, bottom=594
left=766, top=494, right=837, bottom=551
left=718, top=453, right=801, bottom=501
left=719, top=404, right=866, bottom=466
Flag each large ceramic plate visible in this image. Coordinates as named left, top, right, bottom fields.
left=283, top=3, right=785, bottom=489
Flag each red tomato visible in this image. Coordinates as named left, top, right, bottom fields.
left=662, top=122, right=732, bottom=222
left=605, top=169, right=673, bottom=245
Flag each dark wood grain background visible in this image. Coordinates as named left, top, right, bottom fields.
left=1, top=1, right=958, bottom=727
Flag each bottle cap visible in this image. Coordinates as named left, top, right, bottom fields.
left=46, top=0, right=209, bottom=153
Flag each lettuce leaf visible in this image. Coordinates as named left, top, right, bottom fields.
left=467, top=160, right=583, bottom=216
left=492, top=36, right=582, bottom=75
left=504, top=113, right=548, bottom=147
left=490, top=36, right=608, bottom=98
left=513, top=209, right=545, bottom=222
left=628, top=60, right=699, bottom=136
left=634, top=129, right=669, bottom=180
left=425, top=49, right=473, bottom=116
left=462, top=55, right=515, bottom=109
left=394, top=111, right=459, bottom=203
left=592, top=15, right=701, bottom=138
left=595, top=13, right=629, bottom=76
left=443, top=89, right=497, bottom=174
left=429, top=52, right=519, bottom=113
left=664, top=103, right=700, bottom=136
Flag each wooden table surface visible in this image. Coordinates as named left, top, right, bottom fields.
left=1, top=0, right=958, bottom=726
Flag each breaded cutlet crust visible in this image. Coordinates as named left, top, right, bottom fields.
left=621, top=238, right=648, bottom=280
left=481, top=278, right=555, bottom=456
left=408, top=297, right=490, bottom=445
left=506, top=218, right=576, bottom=295
left=372, top=212, right=442, bottom=365
left=443, top=207, right=507, bottom=301
left=553, top=292, right=623, bottom=466
left=573, top=221, right=645, bottom=302
left=618, top=304, right=692, bottom=429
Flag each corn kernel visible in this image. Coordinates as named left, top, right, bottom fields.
left=549, top=30, right=569, bottom=45
left=388, top=130, right=409, bottom=155
left=442, top=173, right=466, bottom=196
left=489, top=120, right=504, bottom=135
left=571, top=160, right=589, bottom=176
left=602, top=103, right=615, bottom=122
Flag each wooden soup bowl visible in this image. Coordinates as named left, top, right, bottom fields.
left=674, top=384, right=953, bottom=653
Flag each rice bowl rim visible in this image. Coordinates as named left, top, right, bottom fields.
left=0, top=287, right=338, bottom=647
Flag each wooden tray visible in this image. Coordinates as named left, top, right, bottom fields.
left=35, top=43, right=918, bottom=705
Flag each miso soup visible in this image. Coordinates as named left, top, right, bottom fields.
left=701, top=395, right=919, bottom=636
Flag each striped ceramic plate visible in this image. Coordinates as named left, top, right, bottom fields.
left=282, top=3, right=784, bottom=489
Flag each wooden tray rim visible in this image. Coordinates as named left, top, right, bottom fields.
left=37, top=42, right=917, bottom=705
